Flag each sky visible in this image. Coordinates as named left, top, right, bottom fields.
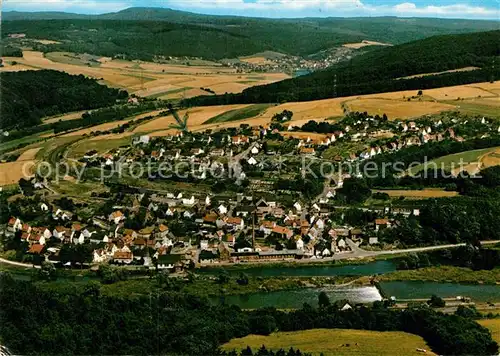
left=3, top=0, right=500, bottom=19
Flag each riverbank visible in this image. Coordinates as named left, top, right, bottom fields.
left=380, top=266, right=500, bottom=285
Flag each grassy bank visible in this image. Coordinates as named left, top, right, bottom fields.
left=380, top=266, right=500, bottom=285
left=222, top=329, right=435, bottom=356
left=478, top=319, right=500, bottom=344
left=203, top=103, right=273, bottom=124
left=27, top=274, right=361, bottom=298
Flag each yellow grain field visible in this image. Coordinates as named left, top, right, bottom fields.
left=0, top=161, right=36, bottom=186
left=343, top=40, right=392, bottom=49
left=398, top=67, right=479, bottom=80
left=0, top=51, right=289, bottom=99
left=223, top=329, right=435, bottom=356
left=61, top=119, right=133, bottom=137
left=239, top=56, right=274, bottom=65
left=43, top=110, right=86, bottom=124
left=374, top=189, right=459, bottom=199
left=133, top=104, right=251, bottom=133
left=478, top=319, right=500, bottom=344
left=16, top=148, right=42, bottom=161
left=425, top=85, right=493, bottom=101
left=345, top=98, right=455, bottom=119
left=480, top=148, right=500, bottom=169
left=280, top=132, right=329, bottom=140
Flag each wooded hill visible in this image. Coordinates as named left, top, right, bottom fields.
left=185, top=30, right=500, bottom=105
left=0, top=70, right=127, bottom=130
left=2, top=8, right=500, bottom=60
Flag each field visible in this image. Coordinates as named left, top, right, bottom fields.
left=222, top=329, right=435, bottom=356
left=133, top=104, right=250, bottom=133
left=0, top=161, right=36, bottom=185
left=60, top=119, right=134, bottom=137
left=478, top=319, right=500, bottom=343
left=344, top=98, right=454, bottom=119
left=203, top=104, right=273, bottom=124
left=40, top=81, right=499, bottom=143
left=0, top=50, right=290, bottom=99
left=68, top=137, right=131, bottom=158
left=373, top=189, right=459, bottom=199
left=398, top=67, right=479, bottom=80
left=407, top=147, right=500, bottom=176
left=43, top=110, right=87, bottom=124
left=343, top=40, right=392, bottom=49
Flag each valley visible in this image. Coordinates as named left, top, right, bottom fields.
left=0, top=8, right=499, bottom=356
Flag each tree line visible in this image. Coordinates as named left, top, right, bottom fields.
left=0, top=274, right=497, bottom=355
left=184, top=30, right=499, bottom=106
left=0, top=70, right=127, bottom=130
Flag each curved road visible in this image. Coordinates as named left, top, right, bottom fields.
left=2, top=240, right=499, bottom=269
left=0, top=258, right=40, bottom=269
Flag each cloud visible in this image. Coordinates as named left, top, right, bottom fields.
left=3, top=0, right=499, bottom=18
left=3, top=0, right=128, bottom=13
left=166, top=0, right=498, bottom=18
left=393, top=2, right=499, bottom=16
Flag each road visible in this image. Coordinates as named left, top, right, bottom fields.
left=0, top=257, right=40, bottom=269
left=2, top=241, right=499, bottom=269
left=338, top=239, right=500, bottom=260
left=200, top=239, right=500, bottom=266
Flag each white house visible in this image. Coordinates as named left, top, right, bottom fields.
left=7, top=217, right=22, bottom=232
left=182, top=196, right=196, bottom=206
left=293, top=202, right=302, bottom=212
left=40, top=203, right=49, bottom=211
left=200, top=240, right=209, bottom=250
left=251, top=146, right=259, bottom=155
left=296, top=238, right=304, bottom=250
left=218, top=204, right=228, bottom=215
left=225, top=217, right=245, bottom=230
left=52, top=226, right=67, bottom=240
left=369, top=237, right=379, bottom=245
left=247, top=157, right=257, bottom=165
left=340, top=302, right=353, bottom=311
left=109, top=211, right=125, bottom=224
left=134, top=135, right=150, bottom=145
left=205, top=195, right=212, bottom=206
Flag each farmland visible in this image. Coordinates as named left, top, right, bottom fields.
left=478, top=319, right=500, bottom=344
left=203, top=104, right=273, bottom=124
left=343, top=40, right=392, bottom=49
left=344, top=98, right=454, bottom=119
left=0, top=50, right=290, bottom=99
left=222, top=329, right=435, bottom=356
left=407, top=147, right=500, bottom=176
left=373, top=189, right=459, bottom=199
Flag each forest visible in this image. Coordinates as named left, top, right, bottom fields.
left=0, top=273, right=497, bottom=356
left=185, top=30, right=499, bottom=105
left=3, top=13, right=500, bottom=60
left=0, top=70, right=127, bottom=130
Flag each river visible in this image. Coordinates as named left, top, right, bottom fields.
left=380, top=281, right=500, bottom=302
left=199, top=260, right=396, bottom=277
left=211, top=281, right=500, bottom=309
left=211, top=286, right=383, bottom=309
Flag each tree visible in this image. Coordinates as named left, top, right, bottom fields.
left=38, top=261, right=57, bottom=281
left=427, top=294, right=445, bottom=308
left=336, top=178, right=372, bottom=204
left=318, top=291, right=330, bottom=308
left=167, top=104, right=189, bottom=132
left=237, top=272, right=249, bottom=286
left=217, top=269, right=230, bottom=284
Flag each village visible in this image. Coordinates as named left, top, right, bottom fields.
left=3, top=107, right=499, bottom=273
